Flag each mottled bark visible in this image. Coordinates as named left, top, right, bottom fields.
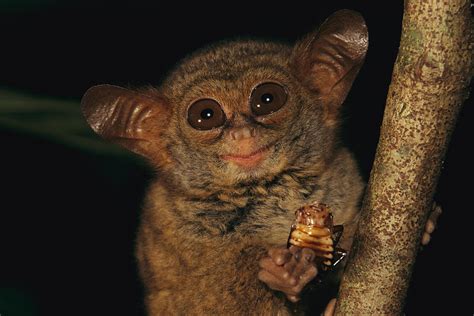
left=335, top=1, right=473, bottom=314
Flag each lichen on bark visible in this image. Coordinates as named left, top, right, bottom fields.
left=335, top=0, right=473, bottom=314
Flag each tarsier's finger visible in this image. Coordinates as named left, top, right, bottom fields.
left=288, top=245, right=301, bottom=259
left=258, top=257, right=297, bottom=285
left=268, top=247, right=292, bottom=266
left=424, top=203, right=442, bottom=242
left=285, top=266, right=317, bottom=297
left=297, top=263, right=318, bottom=286
left=425, top=219, right=436, bottom=234
left=258, top=270, right=293, bottom=292
left=421, top=232, right=431, bottom=245
left=283, top=256, right=298, bottom=277
left=429, top=203, right=442, bottom=226
left=286, top=294, right=300, bottom=303
left=291, top=249, right=315, bottom=279
left=323, top=298, right=337, bottom=316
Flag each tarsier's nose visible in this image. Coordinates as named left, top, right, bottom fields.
left=229, top=126, right=257, bottom=140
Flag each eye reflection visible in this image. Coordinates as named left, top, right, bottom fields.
left=188, top=99, right=226, bottom=130
left=250, top=83, right=287, bottom=116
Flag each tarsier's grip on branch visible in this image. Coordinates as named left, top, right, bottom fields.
left=80, top=9, right=433, bottom=315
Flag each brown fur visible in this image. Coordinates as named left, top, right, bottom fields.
left=81, top=10, right=368, bottom=315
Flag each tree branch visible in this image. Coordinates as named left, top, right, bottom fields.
left=335, top=0, right=473, bottom=314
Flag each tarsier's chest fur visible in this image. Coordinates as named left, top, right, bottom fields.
left=81, top=9, right=368, bottom=316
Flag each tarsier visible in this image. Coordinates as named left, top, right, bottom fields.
left=82, top=10, right=441, bottom=315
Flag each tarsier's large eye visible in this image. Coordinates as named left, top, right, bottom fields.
left=187, top=99, right=226, bottom=130
left=250, top=82, right=288, bottom=116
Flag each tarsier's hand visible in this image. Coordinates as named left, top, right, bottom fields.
left=258, top=245, right=318, bottom=303
left=422, top=202, right=442, bottom=246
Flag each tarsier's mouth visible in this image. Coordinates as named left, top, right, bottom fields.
left=221, top=142, right=275, bottom=168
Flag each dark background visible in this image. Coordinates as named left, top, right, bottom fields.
left=0, top=1, right=472, bottom=315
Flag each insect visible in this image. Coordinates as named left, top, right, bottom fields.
left=287, top=202, right=346, bottom=273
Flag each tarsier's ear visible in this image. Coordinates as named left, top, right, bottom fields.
left=81, top=84, right=170, bottom=161
left=291, top=9, right=368, bottom=122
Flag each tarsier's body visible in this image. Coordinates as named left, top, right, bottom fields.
left=82, top=10, right=436, bottom=315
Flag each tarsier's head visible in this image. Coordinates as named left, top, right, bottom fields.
left=82, top=10, right=368, bottom=191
